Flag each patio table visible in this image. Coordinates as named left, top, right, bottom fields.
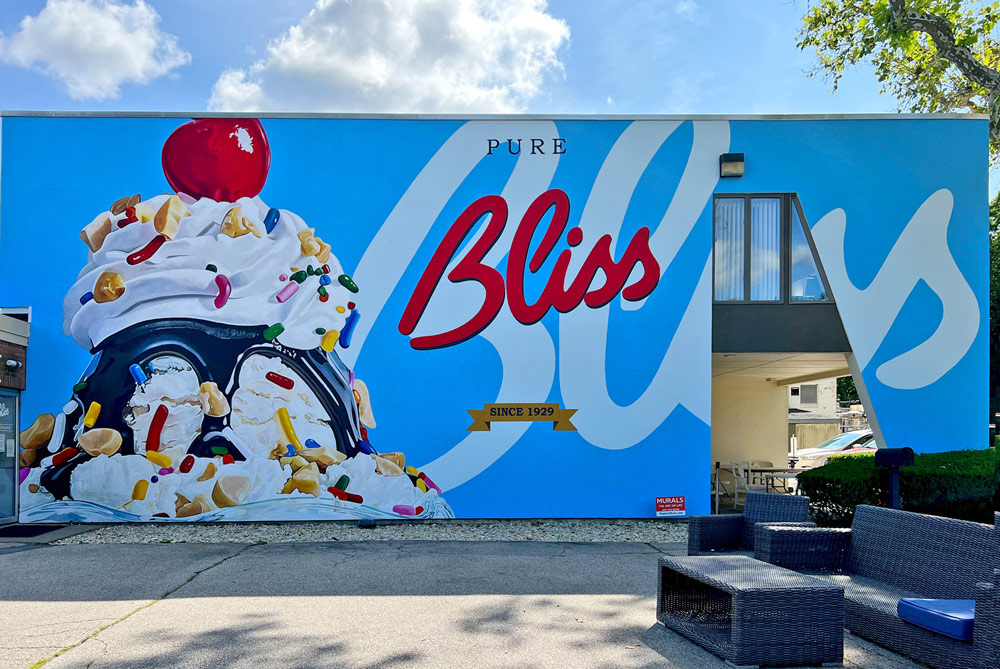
left=657, top=555, right=844, bottom=668
left=763, top=472, right=798, bottom=493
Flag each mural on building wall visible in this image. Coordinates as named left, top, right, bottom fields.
left=4, top=116, right=715, bottom=521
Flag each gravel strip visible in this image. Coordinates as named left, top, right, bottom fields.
left=52, top=519, right=688, bottom=544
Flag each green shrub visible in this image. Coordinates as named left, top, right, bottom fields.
left=796, top=448, right=998, bottom=527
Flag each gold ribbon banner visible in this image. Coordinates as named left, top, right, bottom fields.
left=466, top=403, right=577, bottom=432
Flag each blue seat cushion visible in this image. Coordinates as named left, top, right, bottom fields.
left=897, top=598, right=975, bottom=641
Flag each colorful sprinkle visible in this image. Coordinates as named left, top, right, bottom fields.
left=72, top=381, right=87, bottom=394
left=222, top=454, right=235, bottom=465
left=304, top=439, right=320, bottom=450
left=318, top=286, right=327, bottom=297
left=307, top=265, right=315, bottom=275
left=315, top=327, right=326, bottom=335
left=339, top=310, right=360, bottom=348
left=83, top=402, right=101, bottom=427
left=275, top=407, right=303, bottom=450
left=319, top=293, right=329, bottom=303
left=266, top=371, right=294, bottom=390
left=319, top=275, right=331, bottom=286
left=276, top=281, right=299, bottom=303
left=393, top=504, right=416, bottom=516
left=416, top=506, right=425, bottom=515
left=419, top=472, right=442, bottom=494
left=210, top=445, right=229, bottom=456
left=147, top=404, right=168, bottom=452
left=214, top=274, right=232, bottom=308
left=328, top=486, right=363, bottom=503
left=263, top=323, right=284, bottom=341
left=126, top=234, right=166, bottom=265
left=53, top=447, right=78, bottom=467
left=206, top=264, right=218, bottom=272
left=287, top=444, right=297, bottom=457
left=336, top=305, right=345, bottom=313
left=290, top=270, right=307, bottom=284
left=151, top=476, right=159, bottom=483
left=415, top=478, right=429, bottom=493
left=129, top=363, right=148, bottom=385
left=348, top=301, right=356, bottom=310
left=80, top=292, right=94, bottom=305
left=264, top=208, right=280, bottom=233
left=320, top=329, right=339, bottom=352
left=117, top=207, right=138, bottom=228
left=322, top=264, right=331, bottom=274
left=146, top=450, right=171, bottom=468
left=180, top=454, right=195, bottom=473
left=131, top=480, right=149, bottom=501
left=338, top=274, right=359, bottom=292
left=279, top=273, right=288, bottom=282
left=357, top=439, right=374, bottom=455
left=158, top=467, right=173, bottom=475
left=333, top=475, right=350, bottom=491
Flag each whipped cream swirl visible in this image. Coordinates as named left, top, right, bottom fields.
left=63, top=194, right=353, bottom=351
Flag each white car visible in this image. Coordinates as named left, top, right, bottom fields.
left=795, top=430, right=876, bottom=469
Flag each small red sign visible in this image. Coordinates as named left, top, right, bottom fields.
left=655, top=496, right=686, bottom=517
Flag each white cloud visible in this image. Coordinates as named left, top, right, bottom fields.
left=0, top=0, right=190, bottom=100
left=673, top=1, right=697, bottom=21
left=209, top=0, right=569, bottom=113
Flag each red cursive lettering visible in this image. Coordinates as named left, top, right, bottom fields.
left=398, top=195, right=508, bottom=349
left=399, top=189, right=660, bottom=349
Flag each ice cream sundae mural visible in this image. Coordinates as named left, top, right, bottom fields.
left=16, top=119, right=454, bottom=521
left=5, top=115, right=727, bottom=522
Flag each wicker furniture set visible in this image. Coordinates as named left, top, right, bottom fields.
left=657, top=556, right=844, bottom=667
left=756, top=506, right=999, bottom=669
left=688, top=492, right=813, bottom=556
left=658, top=492, right=1000, bottom=668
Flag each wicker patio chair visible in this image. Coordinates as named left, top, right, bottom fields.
left=687, top=491, right=813, bottom=556
left=755, top=505, right=998, bottom=669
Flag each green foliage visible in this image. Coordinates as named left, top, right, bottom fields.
left=798, top=0, right=1000, bottom=156
left=796, top=447, right=999, bottom=526
left=837, top=376, right=859, bottom=403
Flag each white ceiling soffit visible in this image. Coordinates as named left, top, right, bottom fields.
left=712, top=352, right=850, bottom=385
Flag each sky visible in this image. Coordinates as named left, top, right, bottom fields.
left=0, top=0, right=898, bottom=115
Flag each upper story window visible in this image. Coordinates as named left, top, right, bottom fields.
left=790, top=202, right=828, bottom=302
left=713, top=194, right=832, bottom=304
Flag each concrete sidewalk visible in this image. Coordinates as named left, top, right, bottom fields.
left=1, top=540, right=920, bottom=668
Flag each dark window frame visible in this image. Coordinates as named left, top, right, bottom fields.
left=712, top=193, right=834, bottom=305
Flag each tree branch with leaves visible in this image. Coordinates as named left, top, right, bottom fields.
left=799, top=0, right=1000, bottom=153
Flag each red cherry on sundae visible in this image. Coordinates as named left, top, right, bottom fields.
left=161, top=118, right=270, bottom=202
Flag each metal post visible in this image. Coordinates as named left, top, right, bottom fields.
left=887, top=467, right=901, bottom=509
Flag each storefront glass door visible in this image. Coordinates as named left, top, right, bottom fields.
left=0, top=391, right=18, bottom=524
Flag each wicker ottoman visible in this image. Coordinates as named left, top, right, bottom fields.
left=657, top=556, right=844, bottom=668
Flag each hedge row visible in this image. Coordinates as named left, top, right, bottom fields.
left=795, top=448, right=999, bottom=527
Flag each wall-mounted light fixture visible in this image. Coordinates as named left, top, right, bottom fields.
left=719, top=152, right=745, bottom=178
left=4, top=359, right=22, bottom=370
